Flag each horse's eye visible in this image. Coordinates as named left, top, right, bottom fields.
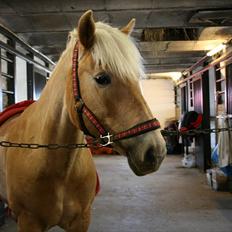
left=94, top=74, right=111, bottom=86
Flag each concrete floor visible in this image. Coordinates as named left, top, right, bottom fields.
left=0, top=155, right=231, bottom=232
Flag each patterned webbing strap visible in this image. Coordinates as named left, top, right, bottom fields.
left=72, top=42, right=79, bottom=99
left=113, top=118, right=160, bottom=141
left=82, top=106, right=106, bottom=136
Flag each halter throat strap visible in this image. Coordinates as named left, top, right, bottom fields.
left=72, top=41, right=161, bottom=146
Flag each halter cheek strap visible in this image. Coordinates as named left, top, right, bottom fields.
left=72, top=42, right=107, bottom=137
left=72, top=41, right=161, bottom=146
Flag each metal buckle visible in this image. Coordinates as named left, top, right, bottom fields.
left=99, top=133, right=113, bottom=147
left=75, top=98, right=84, bottom=113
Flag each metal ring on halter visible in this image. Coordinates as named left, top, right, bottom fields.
left=99, top=133, right=113, bottom=147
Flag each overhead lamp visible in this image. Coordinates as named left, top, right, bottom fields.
left=169, top=72, right=182, bottom=81
left=206, top=43, right=226, bottom=57
left=146, top=72, right=182, bottom=81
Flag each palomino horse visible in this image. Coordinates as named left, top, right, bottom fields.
left=0, top=10, right=166, bottom=231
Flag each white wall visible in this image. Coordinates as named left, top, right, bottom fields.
left=141, top=78, right=176, bottom=128
left=15, top=57, right=27, bottom=102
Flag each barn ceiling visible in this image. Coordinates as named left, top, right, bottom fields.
left=0, top=0, right=232, bottom=74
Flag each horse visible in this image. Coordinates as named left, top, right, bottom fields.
left=0, top=10, right=166, bottom=231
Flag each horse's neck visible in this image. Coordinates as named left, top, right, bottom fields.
left=34, top=52, right=81, bottom=145
left=24, top=54, right=87, bottom=175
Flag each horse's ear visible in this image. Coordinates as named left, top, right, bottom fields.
left=121, top=18, right=136, bottom=35
left=78, top=10, right=95, bottom=49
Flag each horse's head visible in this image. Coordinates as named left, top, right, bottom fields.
left=66, top=10, right=166, bottom=176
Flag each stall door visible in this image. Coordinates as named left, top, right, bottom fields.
left=227, top=63, right=232, bottom=114
left=193, top=74, right=211, bottom=170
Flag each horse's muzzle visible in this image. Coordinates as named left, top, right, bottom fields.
left=126, top=145, right=166, bottom=176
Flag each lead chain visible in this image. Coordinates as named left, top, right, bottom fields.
left=161, top=127, right=232, bottom=136
left=1, top=127, right=232, bottom=149
left=0, top=141, right=95, bottom=150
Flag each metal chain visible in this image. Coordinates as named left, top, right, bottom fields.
left=0, top=141, right=98, bottom=150
left=1, top=127, right=232, bottom=150
left=161, top=127, right=232, bottom=136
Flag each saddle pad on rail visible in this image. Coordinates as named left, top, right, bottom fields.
left=0, top=100, right=35, bottom=127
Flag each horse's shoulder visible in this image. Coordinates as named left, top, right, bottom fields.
left=0, top=114, right=22, bottom=138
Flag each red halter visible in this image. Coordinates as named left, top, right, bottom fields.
left=72, top=41, right=161, bottom=146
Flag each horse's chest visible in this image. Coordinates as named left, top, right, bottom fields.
left=58, top=177, right=96, bottom=226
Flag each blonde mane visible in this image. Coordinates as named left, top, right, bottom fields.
left=66, top=21, right=145, bottom=81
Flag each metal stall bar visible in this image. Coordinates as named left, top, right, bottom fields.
left=0, top=25, right=55, bottom=67
left=0, top=25, right=55, bottom=109
left=177, top=51, right=232, bottom=86
left=0, top=41, right=52, bottom=74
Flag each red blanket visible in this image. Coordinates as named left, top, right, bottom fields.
left=0, top=100, right=35, bottom=127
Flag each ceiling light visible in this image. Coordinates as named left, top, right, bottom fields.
left=169, top=72, right=182, bottom=81
left=147, top=72, right=182, bottom=81
left=206, top=43, right=226, bottom=57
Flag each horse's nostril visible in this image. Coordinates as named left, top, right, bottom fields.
left=144, top=146, right=156, bottom=164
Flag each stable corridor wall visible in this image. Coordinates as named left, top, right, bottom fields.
left=141, top=78, right=176, bottom=128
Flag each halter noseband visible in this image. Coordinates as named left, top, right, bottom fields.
left=72, top=41, right=161, bottom=146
